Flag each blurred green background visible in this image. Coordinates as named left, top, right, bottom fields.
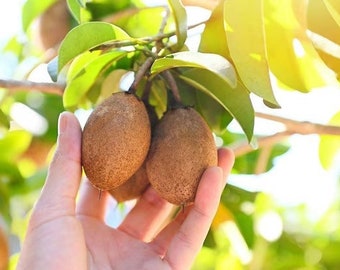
left=1, top=0, right=340, bottom=269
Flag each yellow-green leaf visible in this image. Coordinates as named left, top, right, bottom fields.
left=308, top=0, right=340, bottom=78
left=319, top=111, right=340, bottom=169
left=323, top=0, right=340, bottom=27
left=151, top=52, right=237, bottom=88
left=63, top=50, right=127, bottom=110
left=308, top=0, right=340, bottom=45
left=224, top=0, right=279, bottom=107
left=168, top=0, right=187, bottom=50
left=265, top=0, right=339, bottom=91
left=67, top=0, right=91, bottom=23
left=0, top=130, right=32, bottom=162
left=199, top=0, right=230, bottom=59
left=58, top=22, right=130, bottom=72
left=180, top=69, right=254, bottom=141
left=0, top=109, right=9, bottom=131
left=22, top=0, right=56, bottom=31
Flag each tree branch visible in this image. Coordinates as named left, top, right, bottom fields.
left=0, top=79, right=64, bottom=96
left=256, top=112, right=340, bottom=136
left=232, top=112, right=340, bottom=158
left=231, top=131, right=291, bottom=157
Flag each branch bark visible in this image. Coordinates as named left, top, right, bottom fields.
left=256, top=112, right=340, bottom=136
left=231, top=131, right=291, bottom=157
left=232, top=112, right=340, bottom=158
left=0, top=79, right=64, bottom=96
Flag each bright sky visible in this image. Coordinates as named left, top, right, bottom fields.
left=0, top=0, right=23, bottom=46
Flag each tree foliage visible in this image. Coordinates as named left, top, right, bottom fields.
left=1, top=0, right=340, bottom=268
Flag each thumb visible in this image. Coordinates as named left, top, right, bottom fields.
left=34, top=112, right=82, bottom=219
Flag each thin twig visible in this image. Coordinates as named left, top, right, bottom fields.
left=256, top=112, right=340, bottom=136
left=92, top=21, right=206, bottom=52
left=231, top=112, right=340, bottom=157
left=0, top=79, right=64, bottom=96
left=155, top=7, right=170, bottom=53
left=231, top=131, right=291, bottom=157
left=128, top=57, right=154, bottom=94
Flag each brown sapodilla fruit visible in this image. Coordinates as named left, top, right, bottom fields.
left=34, top=0, right=70, bottom=51
left=146, top=107, right=217, bottom=205
left=109, top=162, right=149, bottom=202
left=108, top=104, right=158, bottom=202
left=82, top=92, right=151, bottom=190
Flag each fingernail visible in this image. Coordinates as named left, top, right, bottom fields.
left=213, top=166, right=226, bottom=186
left=58, top=112, right=68, bottom=134
left=213, top=166, right=223, bottom=178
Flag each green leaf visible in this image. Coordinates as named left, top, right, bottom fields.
left=9, top=168, right=47, bottom=195
left=66, top=50, right=102, bottom=81
left=3, top=37, right=23, bottom=56
left=0, top=161, right=24, bottom=185
left=113, top=7, right=172, bottom=38
left=319, top=111, right=340, bottom=169
left=323, top=0, right=340, bottom=27
left=196, top=91, right=233, bottom=134
left=151, top=52, right=237, bottom=88
left=168, top=0, right=187, bottom=50
left=86, top=0, right=136, bottom=21
left=179, top=69, right=254, bottom=141
left=77, top=0, right=86, bottom=8
left=224, top=0, right=279, bottom=107
left=199, top=0, right=230, bottom=59
left=265, top=0, right=339, bottom=91
left=0, top=109, right=10, bottom=131
left=22, top=0, right=56, bottom=31
left=307, top=0, right=340, bottom=78
left=63, top=50, right=128, bottom=110
left=308, top=0, right=340, bottom=45
left=176, top=76, right=233, bottom=134
left=66, top=0, right=91, bottom=23
left=58, top=22, right=130, bottom=72
left=233, top=141, right=289, bottom=174
left=0, top=130, right=32, bottom=162
left=149, top=79, right=168, bottom=118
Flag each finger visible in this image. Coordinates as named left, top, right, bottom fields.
left=30, top=112, right=82, bottom=227
left=163, top=149, right=234, bottom=269
left=150, top=205, right=191, bottom=256
left=162, top=167, right=223, bottom=268
left=76, top=179, right=110, bottom=221
left=217, top=148, right=235, bottom=179
left=118, top=186, right=174, bottom=241
left=151, top=148, right=234, bottom=255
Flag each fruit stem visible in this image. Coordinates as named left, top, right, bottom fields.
left=163, top=70, right=182, bottom=107
left=128, top=57, right=154, bottom=94
left=141, top=79, right=153, bottom=101
left=155, top=7, right=170, bottom=53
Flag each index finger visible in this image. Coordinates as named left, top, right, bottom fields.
left=163, top=148, right=234, bottom=270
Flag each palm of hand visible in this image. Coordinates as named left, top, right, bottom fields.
left=17, top=112, right=234, bottom=270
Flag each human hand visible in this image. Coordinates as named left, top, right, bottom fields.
left=17, top=112, right=234, bottom=270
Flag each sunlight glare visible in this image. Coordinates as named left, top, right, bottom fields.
left=10, top=102, right=48, bottom=135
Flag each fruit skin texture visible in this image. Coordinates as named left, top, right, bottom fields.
left=108, top=104, right=157, bottom=202
left=109, top=162, right=149, bottom=202
left=146, top=107, right=217, bottom=205
left=82, top=92, right=151, bottom=190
